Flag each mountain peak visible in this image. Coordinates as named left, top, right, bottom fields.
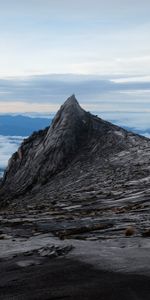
left=60, top=95, right=80, bottom=111
left=0, top=95, right=149, bottom=205
left=0, top=96, right=88, bottom=199
left=64, top=94, right=78, bottom=105
left=60, top=94, right=83, bottom=114
left=50, top=95, right=85, bottom=130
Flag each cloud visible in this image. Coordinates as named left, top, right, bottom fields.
left=143, top=133, right=150, bottom=139
left=0, top=101, right=59, bottom=113
left=1, top=1, right=150, bottom=21
left=0, top=74, right=150, bottom=113
left=0, top=135, right=23, bottom=172
left=111, top=76, right=150, bottom=83
left=0, top=74, right=150, bottom=101
left=99, top=111, right=150, bottom=132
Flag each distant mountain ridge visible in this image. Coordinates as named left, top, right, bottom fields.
left=0, top=115, right=51, bottom=136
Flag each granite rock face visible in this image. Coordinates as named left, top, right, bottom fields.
left=0, top=95, right=150, bottom=233
left=0, top=95, right=89, bottom=199
left=1, top=95, right=150, bottom=299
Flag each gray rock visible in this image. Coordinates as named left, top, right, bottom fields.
left=1, top=95, right=149, bottom=205
left=0, top=95, right=150, bottom=239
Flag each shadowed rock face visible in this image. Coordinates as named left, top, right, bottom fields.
left=0, top=95, right=88, bottom=197
left=1, top=95, right=150, bottom=218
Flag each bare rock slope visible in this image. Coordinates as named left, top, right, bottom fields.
left=0, top=95, right=150, bottom=239
left=1, top=95, right=150, bottom=300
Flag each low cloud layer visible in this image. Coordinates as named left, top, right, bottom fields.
left=0, top=135, right=24, bottom=172
left=99, top=111, right=150, bottom=134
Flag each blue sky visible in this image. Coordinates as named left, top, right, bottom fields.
left=0, top=0, right=150, bottom=114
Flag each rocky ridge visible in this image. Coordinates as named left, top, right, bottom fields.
left=0, top=95, right=150, bottom=299
left=0, top=95, right=150, bottom=240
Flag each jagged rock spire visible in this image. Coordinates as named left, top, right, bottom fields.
left=0, top=95, right=148, bottom=205
left=0, top=96, right=88, bottom=198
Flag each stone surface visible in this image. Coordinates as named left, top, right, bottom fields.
left=0, top=95, right=150, bottom=239
left=0, top=96, right=150, bottom=299
left=0, top=95, right=150, bottom=241
left=1, top=94, right=150, bottom=210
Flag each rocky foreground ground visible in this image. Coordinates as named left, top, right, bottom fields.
left=0, top=96, right=150, bottom=299
left=0, top=201, right=150, bottom=299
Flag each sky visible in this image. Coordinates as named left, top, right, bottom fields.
left=0, top=0, right=150, bottom=116
left=0, top=0, right=150, bottom=171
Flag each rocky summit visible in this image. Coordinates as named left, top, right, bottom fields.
left=0, top=95, right=150, bottom=299
left=0, top=94, right=150, bottom=239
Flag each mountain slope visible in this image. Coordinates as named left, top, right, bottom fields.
left=1, top=95, right=150, bottom=218
left=0, top=96, right=150, bottom=300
